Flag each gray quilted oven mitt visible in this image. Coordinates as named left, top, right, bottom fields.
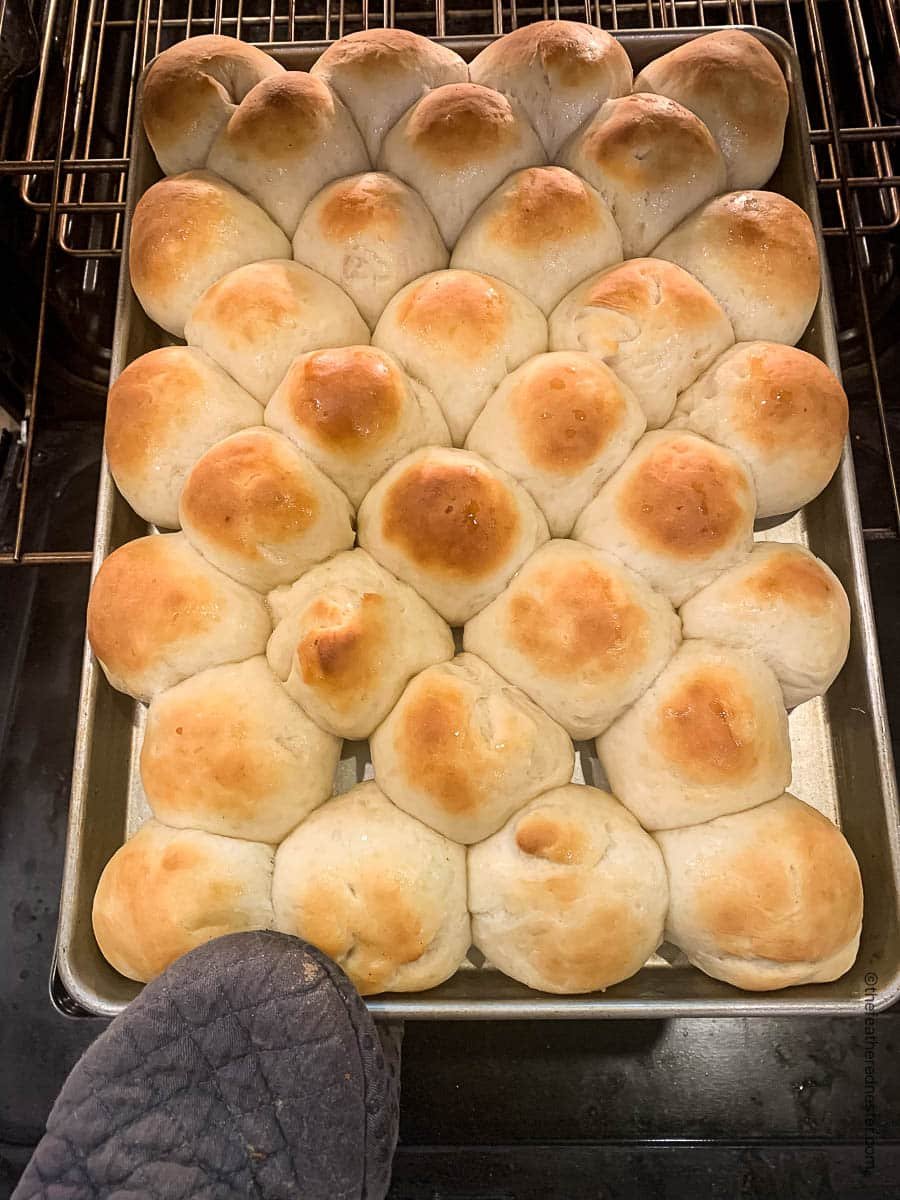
left=15, top=932, right=401, bottom=1200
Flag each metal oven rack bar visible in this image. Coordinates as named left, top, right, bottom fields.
left=0, top=0, right=898, bottom=563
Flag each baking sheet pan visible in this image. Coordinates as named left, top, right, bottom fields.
left=54, top=27, right=900, bottom=1018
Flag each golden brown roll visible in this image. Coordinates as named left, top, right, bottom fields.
left=272, top=781, right=470, bottom=995
left=634, top=30, right=789, bottom=190
left=468, top=784, right=669, bottom=994
left=266, top=548, right=454, bottom=740
left=207, top=71, right=369, bottom=235
left=370, top=653, right=575, bottom=844
left=464, top=351, right=646, bottom=536
left=184, top=259, right=369, bottom=404
left=679, top=541, right=851, bottom=708
left=129, top=171, right=291, bottom=338
left=92, top=820, right=274, bottom=983
left=105, top=346, right=262, bottom=529
left=377, top=83, right=546, bottom=247
left=265, top=345, right=450, bottom=508
left=668, top=341, right=848, bottom=518
left=87, top=532, right=271, bottom=703
left=656, top=793, right=863, bottom=990
left=450, top=166, right=623, bottom=315
left=356, top=446, right=550, bottom=626
left=141, top=657, right=341, bottom=843
left=372, top=269, right=548, bottom=445
left=558, top=92, right=727, bottom=258
left=653, top=190, right=821, bottom=345
left=549, top=258, right=735, bottom=429
left=572, top=430, right=756, bottom=606
left=293, top=172, right=449, bottom=328
left=463, top=539, right=681, bottom=740
left=596, top=638, right=792, bottom=830
left=469, top=20, right=632, bottom=156
left=178, top=427, right=354, bottom=592
left=310, top=28, right=468, bottom=162
left=141, top=35, right=284, bottom=175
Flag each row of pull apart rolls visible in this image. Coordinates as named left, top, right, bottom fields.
left=88, top=23, right=861, bottom=998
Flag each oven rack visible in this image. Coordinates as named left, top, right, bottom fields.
left=0, top=0, right=897, bottom=563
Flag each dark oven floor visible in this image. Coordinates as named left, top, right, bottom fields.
left=1, top=424, right=899, bottom=1199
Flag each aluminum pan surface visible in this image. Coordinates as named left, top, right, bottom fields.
left=55, top=28, right=900, bottom=1018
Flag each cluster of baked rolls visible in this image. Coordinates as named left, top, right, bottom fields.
left=89, top=21, right=863, bottom=998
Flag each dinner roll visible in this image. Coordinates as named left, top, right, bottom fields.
left=656, top=793, right=863, bottom=990
left=464, top=540, right=680, bottom=740
left=87, top=533, right=271, bottom=703
left=370, top=653, right=575, bottom=844
left=558, top=93, right=727, bottom=258
left=92, top=820, right=274, bottom=983
left=129, top=171, right=290, bottom=338
left=679, top=542, right=851, bottom=708
left=573, top=430, right=756, bottom=606
left=653, top=190, right=821, bottom=345
left=266, top=548, right=453, bottom=739
left=207, top=72, right=369, bottom=236
left=372, top=269, right=548, bottom=445
left=669, top=341, right=848, bottom=518
left=105, top=346, right=262, bottom=529
left=465, top=352, right=646, bottom=536
left=272, top=782, right=469, bottom=995
left=357, top=447, right=550, bottom=626
left=141, top=657, right=340, bottom=844
left=141, top=35, right=284, bottom=175
left=293, top=172, right=448, bottom=329
left=377, top=83, right=546, bottom=247
left=451, top=166, right=623, bottom=315
left=634, top=30, right=789, bottom=190
left=469, top=20, right=632, bottom=157
left=310, top=28, right=468, bottom=163
left=469, top=785, right=668, bottom=994
left=265, top=346, right=450, bottom=508
left=549, top=259, right=735, bottom=428
left=179, top=427, right=354, bottom=592
left=184, top=259, right=369, bottom=404
left=597, top=639, right=791, bottom=831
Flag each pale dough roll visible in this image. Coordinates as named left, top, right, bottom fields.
left=293, top=172, right=449, bottom=329
left=105, top=346, right=262, bottom=530
left=356, top=446, right=550, bottom=626
left=465, top=351, right=646, bottom=536
left=265, top=345, right=450, bottom=508
left=679, top=541, right=851, bottom=708
left=178, top=427, right=354, bottom=593
left=272, top=781, right=470, bottom=995
left=377, top=83, right=546, bottom=248
left=548, top=257, right=735, bottom=429
left=266, top=548, right=454, bottom=740
left=372, top=269, right=548, bottom=446
left=656, top=793, right=863, bottom=990
left=184, top=258, right=369, bottom=404
left=468, top=785, right=669, bottom=994
left=668, top=341, right=848, bottom=518
left=463, top=539, right=681, bottom=740
left=469, top=20, right=632, bottom=156
left=451, top=166, right=623, bottom=315
left=572, top=430, right=756, bottom=607
left=129, top=171, right=291, bottom=339
left=370, top=652, right=575, bottom=844
left=207, top=71, right=369, bottom=236
left=140, top=657, right=342, bottom=844
left=92, top=820, right=274, bottom=983
left=87, top=532, right=271, bottom=704
left=596, top=638, right=792, bottom=831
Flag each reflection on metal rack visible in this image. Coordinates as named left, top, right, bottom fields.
left=0, top=0, right=898, bottom=563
